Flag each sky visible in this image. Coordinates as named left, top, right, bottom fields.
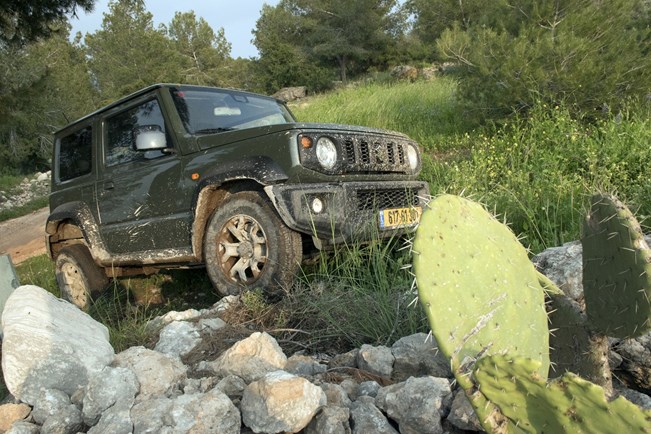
left=68, top=0, right=280, bottom=59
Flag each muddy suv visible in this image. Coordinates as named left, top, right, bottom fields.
left=47, top=84, right=428, bottom=308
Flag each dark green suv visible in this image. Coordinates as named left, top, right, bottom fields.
left=47, top=84, right=428, bottom=308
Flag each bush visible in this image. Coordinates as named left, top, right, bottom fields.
left=437, top=0, right=651, bottom=119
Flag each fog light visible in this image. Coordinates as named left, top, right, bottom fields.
left=311, top=197, right=324, bottom=214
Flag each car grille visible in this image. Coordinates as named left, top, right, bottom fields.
left=356, top=188, right=421, bottom=211
left=342, top=135, right=410, bottom=173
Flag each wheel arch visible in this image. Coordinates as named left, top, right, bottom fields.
left=46, top=202, right=108, bottom=261
left=190, top=156, right=289, bottom=261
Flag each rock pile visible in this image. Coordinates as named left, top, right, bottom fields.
left=0, top=172, right=50, bottom=213
left=0, top=286, right=476, bottom=434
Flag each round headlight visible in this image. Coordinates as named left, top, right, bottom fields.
left=406, top=144, right=419, bottom=171
left=316, top=137, right=338, bottom=170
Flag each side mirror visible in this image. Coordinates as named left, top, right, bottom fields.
left=134, top=125, right=166, bottom=151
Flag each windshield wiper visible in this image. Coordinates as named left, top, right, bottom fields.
left=194, top=127, right=234, bottom=134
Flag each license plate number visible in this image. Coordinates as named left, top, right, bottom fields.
left=379, top=207, right=422, bottom=230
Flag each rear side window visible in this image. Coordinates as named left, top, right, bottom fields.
left=58, top=127, right=92, bottom=182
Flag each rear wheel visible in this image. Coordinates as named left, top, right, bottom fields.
left=203, top=191, right=302, bottom=297
left=55, top=244, right=108, bottom=310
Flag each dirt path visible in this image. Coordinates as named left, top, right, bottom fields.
left=0, top=207, right=49, bottom=264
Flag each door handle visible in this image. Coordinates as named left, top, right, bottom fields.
left=104, top=181, right=115, bottom=190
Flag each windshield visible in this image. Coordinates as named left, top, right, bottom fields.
left=169, top=87, right=294, bottom=135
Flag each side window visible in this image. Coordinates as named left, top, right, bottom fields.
left=58, top=127, right=92, bottom=182
left=105, top=99, right=169, bottom=167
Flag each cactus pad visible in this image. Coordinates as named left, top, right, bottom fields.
left=582, top=193, right=651, bottom=338
left=413, top=195, right=549, bottom=380
left=473, top=355, right=651, bottom=433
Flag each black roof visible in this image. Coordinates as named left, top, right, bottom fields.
left=55, top=84, right=279, bottom=135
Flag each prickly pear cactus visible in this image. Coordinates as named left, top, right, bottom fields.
left=582, top=193, right=651, bottom=338
left=413, top=195, right=549, bottom=380
left=473, top=355, right=651, bottom=434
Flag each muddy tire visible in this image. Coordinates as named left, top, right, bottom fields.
left=55, top=244, right=108, bottom=310
left=203, top=191, right=302, bottom=297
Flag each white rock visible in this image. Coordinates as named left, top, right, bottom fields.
left=207, top=331, right=287, bottom=383
left=154, top=320, right=202, bottom=358
left=146, top=308, right=202, bottom=331
left=241, top=370, right=326, bottom=433
left=112, top=346, right=186, bottom=400
left=36, top=172, right=49, bottom=182
left=31, top=389, right=82, bottom=434
left=198, top=317, right=226, bottom=331
left=82, top=366, right=139, bottom=426
left=130, top=389, right=240, bottom=434
left=375, top=376, right=452, bottom=434
left=1, top=286, right=114, bottom=405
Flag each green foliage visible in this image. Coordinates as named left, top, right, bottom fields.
left=435, top=0, right=651, bottom=118
left=473, top=355, right=651, bottom=434
left=253, top=2, right=335, bottom=93
left=441, top=104, right=651, bottom=252
left=167, top=11, right=232, bottom=87
left=413, top=195, right=550, bottom=382
left=85, top=0, right=181, bottom=102
left=0, top=0, right=95, bottom=45
left=582, top=193, right=651, bottom=338
left=253, top=0, right=403, bottom=91
left=0, top=26, right=98, bottom=172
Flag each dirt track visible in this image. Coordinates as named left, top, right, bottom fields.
left=0, top=207, right=49, bottom=264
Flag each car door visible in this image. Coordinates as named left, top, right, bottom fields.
left=96, top=95, right=192, bottom=255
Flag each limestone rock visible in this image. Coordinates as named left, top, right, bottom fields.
left=391, top=333, right=452, bottom=380
left=1, top=286, right=114, bottom=405
left=112, top=346, right=187, bottom=400
left=349, top=400, right=398, bottom=434
left=285, top=354, right=327, bottom=377
left=273, top=86, right=307, bottom=102
left=130, top=389, right=239, bottom=434
left=215, top=375, right=247, bottom=400
left=357, top=344, right=394, bottom=378
left=5, top=421, right=40, bottom=434
left=241, top=370, right=326, bottom=433
left=532, top=241, right=584, bottom=302
left=355, top=381, right=381, bottom=399
left=87, top=401, right=133, bottom=434
left=320, top=383, right=352, bottom=408
left=82, top=366, right=139, bottom=426
left=375, top=376, right=452, bottom=434
left=154, top=320, right=202, bottom=358
left=32, top=389, right=82, bottom=434
left=613, top=333, right=651, bottom=392
left=146, top=309, right=201, bottom=332
left=447, top=389, right=482, bottom=431
left=305, top=406, right=351, bottom=434
left=329, top=349, right=358, bottom=369
left=207, top=331, right=287, bottom=383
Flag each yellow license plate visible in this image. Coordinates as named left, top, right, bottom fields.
left=379, top=207, right=422, bottom=229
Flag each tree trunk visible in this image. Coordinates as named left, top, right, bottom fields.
left=337, top=55, right=347, bottom=83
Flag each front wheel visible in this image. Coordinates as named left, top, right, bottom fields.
left=55, top=244, right=109, bottom=310
left=203, top=191, right=302, bottom=297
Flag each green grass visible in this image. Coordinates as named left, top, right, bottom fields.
left=0, top=174, right=23, bottom=192
left=0, top=197, right=49, bottom=223
left=291, top=79, right=475, bottom=152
